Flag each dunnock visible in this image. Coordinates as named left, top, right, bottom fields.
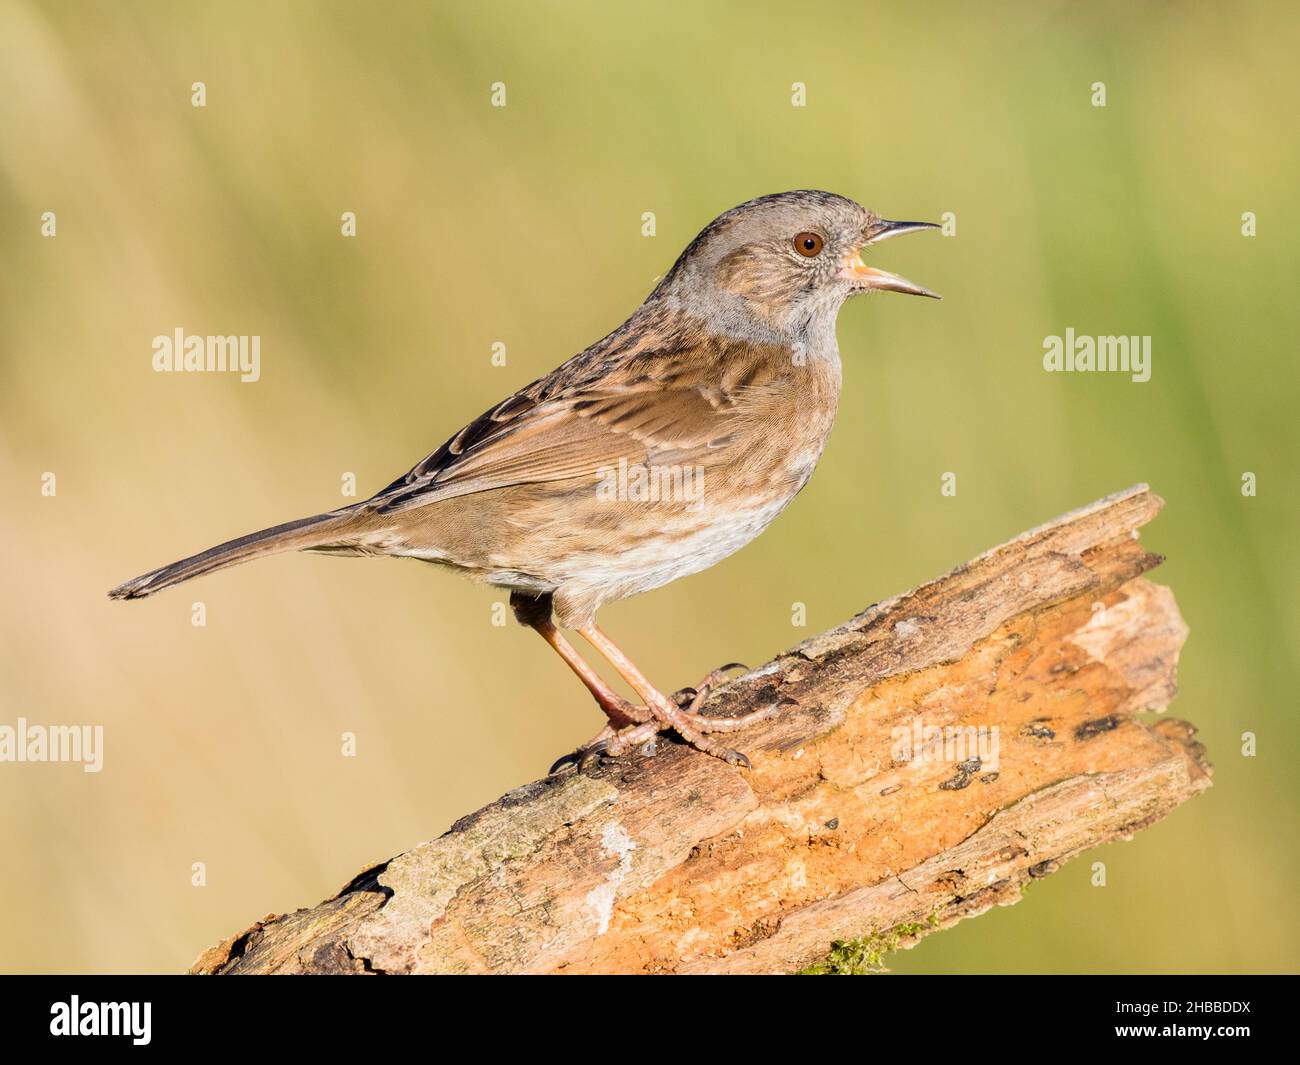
left=110, top=190, right=939, bottom=768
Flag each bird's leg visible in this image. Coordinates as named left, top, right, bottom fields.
left=520, top=612, right=662, bottom=773
left=526, top=618, right=652, bottom=730
left=578, top=624, right=758, bottom=768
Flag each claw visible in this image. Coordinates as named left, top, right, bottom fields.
left=674, top=662, right=752, bottom=711
left=550, top=742, right=608, bottom=775
left=549, top=724, right=616, bottom=774
left=722, top=749, right=752, bottom=769
left=550, top=718, right=667, bottom=774
left=549, top=751, right=580, bottom=775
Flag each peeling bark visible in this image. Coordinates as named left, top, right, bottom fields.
left=191, top=484, right=1208, bottom=975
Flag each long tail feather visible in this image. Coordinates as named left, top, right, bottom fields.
left=108, top=511, right=355, bottom=600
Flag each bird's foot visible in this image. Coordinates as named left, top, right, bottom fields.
left=550, top=662, right=774, bottom=774
left=596, top=693, right=654, bottom=729
left=548, top=721, right=660, bottom=775
left=636, top=665, right=770, bottom=767
left=670, top=663, right=778, bottom=735
left=672, top=662, right=748, bottom=711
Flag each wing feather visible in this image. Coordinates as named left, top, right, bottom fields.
left=368, top=338, right=792, bottom=514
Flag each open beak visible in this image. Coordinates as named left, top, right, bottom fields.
left=841, top=219, right=941, bottom=299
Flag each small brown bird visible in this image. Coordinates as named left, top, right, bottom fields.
left=110, top=190, right=938, bottom=768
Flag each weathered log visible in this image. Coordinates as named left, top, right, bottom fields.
left=191, top=484, right=1207, bottom=975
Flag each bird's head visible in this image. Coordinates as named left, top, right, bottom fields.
left=657, top=190, right=939, bottom=337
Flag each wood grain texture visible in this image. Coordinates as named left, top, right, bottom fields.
left=191, top=484, right=1207, bottom=975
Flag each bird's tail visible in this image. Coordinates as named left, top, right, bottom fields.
left=107, top=509, right=360, bottom=601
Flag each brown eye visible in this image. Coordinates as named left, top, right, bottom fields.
left=793, top=232, right=824, bottom=257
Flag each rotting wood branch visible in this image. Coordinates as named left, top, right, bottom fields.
left=191, top=484, right=1208, bottom=975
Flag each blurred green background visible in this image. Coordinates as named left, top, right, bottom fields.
left=1, top=0, right=1297, bottom=974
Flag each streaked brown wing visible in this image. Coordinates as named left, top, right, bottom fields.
left=367, top=353, right=760, bottom=515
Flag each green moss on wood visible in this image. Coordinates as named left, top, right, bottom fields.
left=800, top=913, right=940, bottom=975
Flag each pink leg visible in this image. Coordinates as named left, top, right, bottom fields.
left=578, top=624, right=770, bottom=767
left=528, top=618, right=650, bottom=729
left=525, top=618, right=664, bottom=772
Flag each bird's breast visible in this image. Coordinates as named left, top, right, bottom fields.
left=726, top=348, right=841, bottom=493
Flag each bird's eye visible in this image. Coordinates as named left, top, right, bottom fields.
left=793, top=232, right=824, bottom=258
